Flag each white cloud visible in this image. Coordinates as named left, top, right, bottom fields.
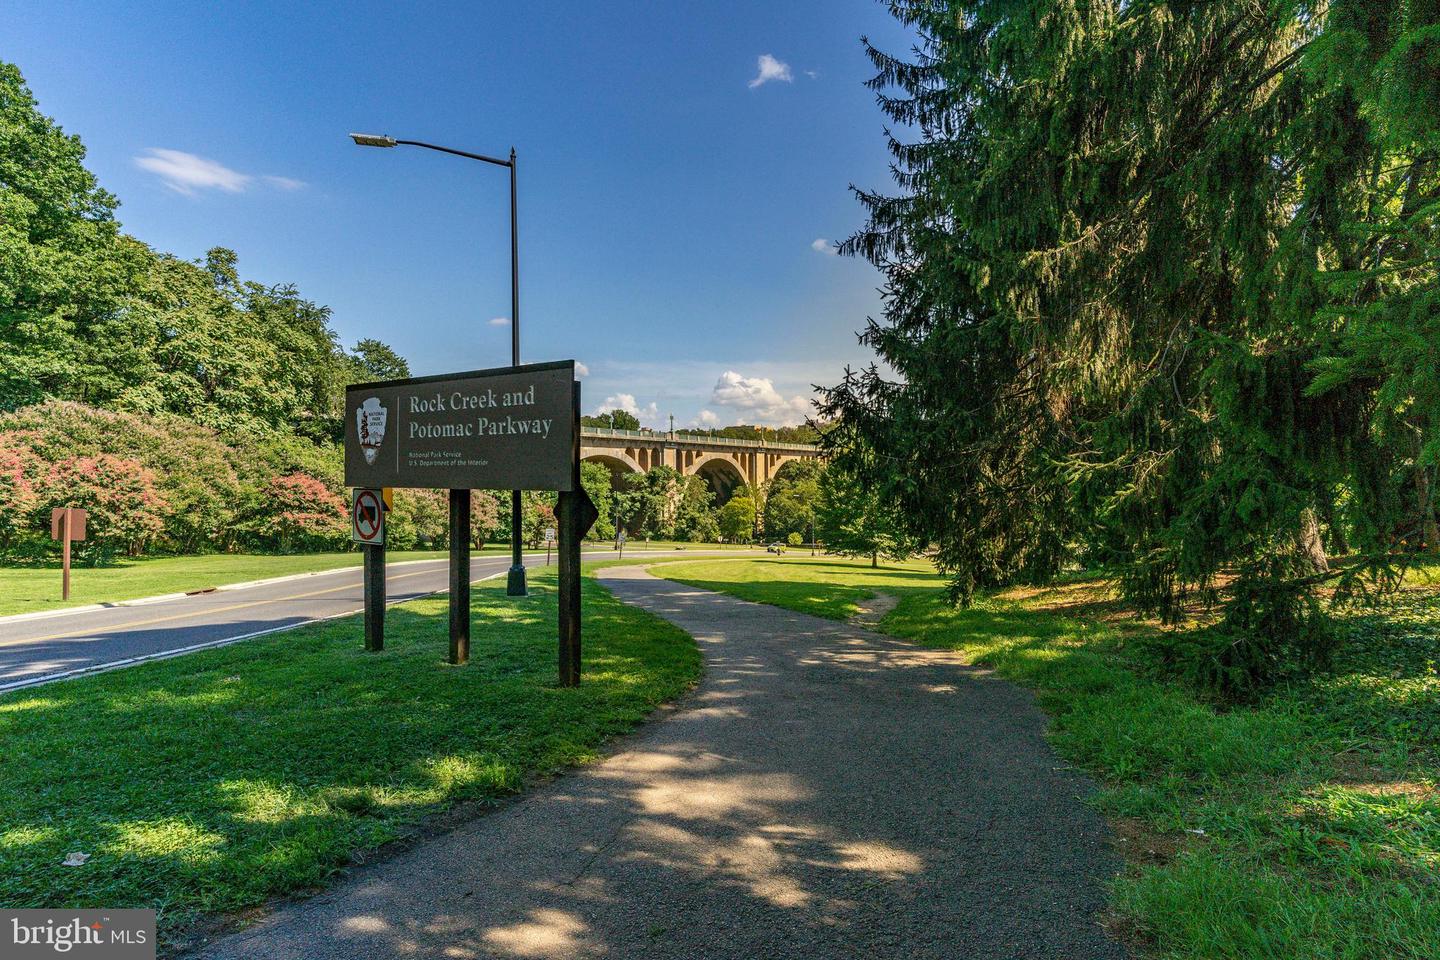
left=709, top=370, right=812, bottom=425
left=597, top=393, right=661, bottom=427
left=748, top=54, right=793, bottom=89
left=488, top=317, right=510, bottom=326
left=692, top=409, right=721, bottom=428
left=600, top=393, right=639, bottom=415
left=575, top=357, right=883, bottom=429
left=134, top=148, right=303, bottom=196
left=811, top=238, right=837, bottom=255
left=805, top=69, right=819, bottom=80
left=574, top=361, right=589, bottom=378
left=135, top=149, right=250, bottom=195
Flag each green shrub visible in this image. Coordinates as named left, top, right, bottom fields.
left=387, top=489, right=447, bottom=550
left=1138, top=573, right=1339, bottom=697
left=0, top=401, right=352, bottom=559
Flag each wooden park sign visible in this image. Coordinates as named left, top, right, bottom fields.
left=50, top=507, right=87, bottom=601
left=344, top=360, right=597, bottom=684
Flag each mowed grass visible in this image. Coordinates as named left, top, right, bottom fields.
left=0, top=551, right=450, bottom=617
left=0, top=570, right=700, bottom=949
left=655, top=555, right=944, bottom=620
left=651, top=556, right=1440, bottom=960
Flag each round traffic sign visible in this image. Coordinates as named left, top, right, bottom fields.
left=353, top=489, right=384, bottom=543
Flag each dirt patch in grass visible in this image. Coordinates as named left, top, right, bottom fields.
left=1340, top=780, right=1438, bottom=800
left=1108, top=816, right=1196, bottom=868
left=1328, top=750, right=1410, bottom=786
left=849, top=592, right=899, bottom=629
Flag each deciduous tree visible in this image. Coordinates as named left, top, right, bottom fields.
left=718, top=496, right=756, bottom=543
left=816, top=464, right=921, bottom=568
left=243, top=473, right=347, bottom=554
left=0, top=446, right=36, bottom=552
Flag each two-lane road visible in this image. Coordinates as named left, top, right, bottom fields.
left=0, top=548, right=710, bottom=692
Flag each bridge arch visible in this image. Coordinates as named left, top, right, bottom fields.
left=767, top=455, right=812, bottom=485
left=688, top=453, right=747, bottom=506
left=582, top=451, right=643, bottom=488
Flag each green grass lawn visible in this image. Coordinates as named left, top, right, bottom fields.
left=651, top=555, right=1440, bottom=960
left=0, top=569, right=700, bottom=950
left=654, top=554, right=943, bottom=620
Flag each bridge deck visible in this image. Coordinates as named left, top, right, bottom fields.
left=580, top=426, right=817, bottom=454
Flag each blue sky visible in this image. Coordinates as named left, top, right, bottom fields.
left=6, top=1, right=913, bottom=427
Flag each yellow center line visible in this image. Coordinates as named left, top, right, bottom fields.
left=2, top=567, right=448, bottom=648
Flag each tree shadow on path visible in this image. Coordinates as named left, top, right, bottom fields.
left=189, top=570, right=1127, bottom=960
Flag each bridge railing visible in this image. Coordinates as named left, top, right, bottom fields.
left=580, top=426, right=818, bottom=454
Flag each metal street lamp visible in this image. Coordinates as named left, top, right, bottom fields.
left=350, top=132, right=528, bottom=597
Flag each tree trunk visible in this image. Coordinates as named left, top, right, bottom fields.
left=1419, top=467, right=1439, bottom=554
left=871, top=550, right=878, bottom=568
left=1295, top=507, right=1329, bottom=574
left=1318, top=486, right=1348, bottom=556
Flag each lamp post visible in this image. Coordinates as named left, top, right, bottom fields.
left=350, top=133, right=528, bottom=597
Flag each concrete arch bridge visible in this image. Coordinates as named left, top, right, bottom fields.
left=581, top=427, right=820, bottom=504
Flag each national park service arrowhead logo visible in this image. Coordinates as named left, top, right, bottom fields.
left=357, top=396, right=388, bottom=464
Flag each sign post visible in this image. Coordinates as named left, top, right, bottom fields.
left=344, top=361, right=595, bottom=682
left=49, top=507, right=87, bottom=601
left=449, top=489, right=470, bottom=666
left=556, top=382, right=596, bottom=686
left=544, top=525, right=556, bottom=566
left=616, top=528, right=626, bottom=560
left=351, top=489, right=386, bottom=651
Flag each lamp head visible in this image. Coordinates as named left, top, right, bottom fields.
left=350, top=133, right=397, bottom=148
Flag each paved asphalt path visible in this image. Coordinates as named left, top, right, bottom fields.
left=0, top=549, right=704, bottom=692
left=188, top=566, right=1126, bottom=960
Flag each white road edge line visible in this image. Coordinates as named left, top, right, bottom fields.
left=0, top=570, right=509, bottom=696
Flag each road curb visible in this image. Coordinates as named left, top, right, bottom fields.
left=0, top=549, right=748, bottom=695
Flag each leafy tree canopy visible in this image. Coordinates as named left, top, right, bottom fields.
left=718, top=496, right=757, bottom=543
left=0, top=61, right=405, bottom=441
left=582, top=409, right=641, bottom=431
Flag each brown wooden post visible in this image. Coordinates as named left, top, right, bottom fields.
left=364, top=541, right=385, bottom=651
left=449, top=489, right=471, bottom=665
left=61, top=509, right=71, bottom=601
left=557, top=381, right=596, bottom=686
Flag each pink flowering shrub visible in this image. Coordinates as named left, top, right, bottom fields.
left=40, top=455, right=168, bottom=562
left=246, top=473, right=348, bottom=552
left=0, top=446, right=38, bottom=551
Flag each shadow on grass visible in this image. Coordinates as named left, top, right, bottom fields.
left=0, top=575, right=700, bottom=949
left=187, top=568, right=1128, bottom=960
left=883, top=589, right=1440, bottom=958
left=646, top=555, right=1440, bottom=957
